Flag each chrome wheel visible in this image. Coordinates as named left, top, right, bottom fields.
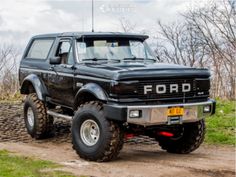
left=80, top=119, right=100, bottom=146
left=27, top=107, right=35, bottom=127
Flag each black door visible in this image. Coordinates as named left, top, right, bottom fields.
left=47, top=38, right=75, bottom=107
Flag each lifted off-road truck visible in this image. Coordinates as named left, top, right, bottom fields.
left=19, top=32, right=216, bottom=162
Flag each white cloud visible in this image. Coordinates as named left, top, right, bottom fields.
left=0, top=0, right=83, bottom=47
left=0, top=0, right=213, bottom=50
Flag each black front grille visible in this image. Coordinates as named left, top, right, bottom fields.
left=117, top=78, right=209, bottom=103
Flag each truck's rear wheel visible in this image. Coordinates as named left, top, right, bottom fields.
left=72, top=101, right=124, bottom=162
left=24, top=93, right=54, bottom=139
left=157, top=120, right=205, bottom=154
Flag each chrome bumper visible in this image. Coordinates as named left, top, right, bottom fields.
left=126, top=100, right=215, bottom=126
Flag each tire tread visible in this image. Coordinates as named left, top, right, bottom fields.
left=72, top=101, right=124, bottom=162
left=158, top=120, right=205, bottom=154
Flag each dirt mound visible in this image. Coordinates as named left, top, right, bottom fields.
left=0, top=102, right=71, bottom=143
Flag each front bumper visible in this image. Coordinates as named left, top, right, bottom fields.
left=104, top=99, right=216, bottom=126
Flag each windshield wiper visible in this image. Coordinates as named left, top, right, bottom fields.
left=123, top=57, right=156, bottom=62
left=82, top=58, right=122, bottom=63
left=123, top=57, right=141, bottom=60
left=145, top=58, right=157, bottom=62
left=82, top=58, right=108, bottom=62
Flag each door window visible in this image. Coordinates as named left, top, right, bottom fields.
left=56, top=40, right=74, bottom=64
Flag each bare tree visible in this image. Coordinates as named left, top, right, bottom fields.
left=119, top=17, right=137, bottom=33
left=184, top=0, right=236, bottom=99
left=155, top=0, right=235, bottom=100
left=0, top=44, right=20, bottom=99
left=155, top=21, right=208, bottom=67
left=0, top=45, right=14, bottom=73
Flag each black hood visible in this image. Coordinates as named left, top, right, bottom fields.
left=75, top=62, right=210, bottom=81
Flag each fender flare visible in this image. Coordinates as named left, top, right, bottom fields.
left=74, top=83, right=108, bottom=109
left=20, top=74, right=48, bottom=101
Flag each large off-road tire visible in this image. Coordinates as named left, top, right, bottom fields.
left=72, top=101, right=124, bottom=162
left=157, top=120, right=205, bottom=154
left=24, top=93, right=54, bottom=139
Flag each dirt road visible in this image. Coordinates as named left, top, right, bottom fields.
left=0, top=142, right=235, bottom=177
left=0, top=103, right=235, bottom=177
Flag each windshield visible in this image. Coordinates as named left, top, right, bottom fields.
left=76, top=38, right=156, bottom=62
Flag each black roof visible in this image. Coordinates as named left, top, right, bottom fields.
left=33, top=32, right=149, bottom=40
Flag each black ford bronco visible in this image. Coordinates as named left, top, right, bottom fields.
left=19, top=32, right=216, bottom=162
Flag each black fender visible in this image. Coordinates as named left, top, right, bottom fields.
left=20, top=74, right=48, bottom=101
left=74, top=83, right=108, bottom=109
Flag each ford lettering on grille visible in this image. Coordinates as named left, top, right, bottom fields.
left=144, top=83, right=191, bottom=95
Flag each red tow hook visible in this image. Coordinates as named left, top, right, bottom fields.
left=125, top=133, right=135, bottom=140
left=158, top=131, right=174, bottom=137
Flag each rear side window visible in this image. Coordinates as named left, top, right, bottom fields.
left=26, top=39, right=54, bottom=59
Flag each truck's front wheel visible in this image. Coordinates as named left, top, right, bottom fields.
left=157, top=120, right=205, bottom=154
left=72, top=101, right=124, bottom=162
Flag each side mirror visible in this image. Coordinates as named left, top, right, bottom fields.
left=50, top=56, right=61, bottom=65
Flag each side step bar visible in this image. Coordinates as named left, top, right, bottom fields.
left=47, top=110, right=73, bottom=121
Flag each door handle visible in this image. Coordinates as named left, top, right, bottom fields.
left=49, top=66, right=54, bottom=71
left=49, top=66, right=59, bottom=76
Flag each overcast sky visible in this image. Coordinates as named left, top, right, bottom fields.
left=0, top=0, right=215, bottom=51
